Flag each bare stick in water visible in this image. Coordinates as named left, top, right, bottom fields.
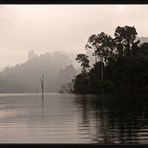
left=40, top=74, right=44, bottom=99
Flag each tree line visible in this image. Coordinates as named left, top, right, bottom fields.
left=72, top=25, right=148, bottom=94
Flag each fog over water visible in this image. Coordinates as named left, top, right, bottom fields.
left=0, top=5, right=148, bottom=143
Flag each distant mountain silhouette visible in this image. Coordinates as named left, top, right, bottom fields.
left=0, top=51, right=77, bottom=93
left=57, top=64, right=77, bottom=91
left=137, top=36, right=148, bottom=43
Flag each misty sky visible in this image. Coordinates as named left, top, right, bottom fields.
left=0, top=5, right=148, bottom=68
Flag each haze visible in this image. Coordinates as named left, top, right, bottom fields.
left=0, top=5, right=148, bottom=68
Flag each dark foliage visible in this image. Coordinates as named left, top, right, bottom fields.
left=73, top=26, right=148, bottom=94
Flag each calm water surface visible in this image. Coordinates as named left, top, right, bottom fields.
left=0, top=93, right=147, bottom=144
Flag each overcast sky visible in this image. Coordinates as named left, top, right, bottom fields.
left=0, top=5, right=148, bottom=68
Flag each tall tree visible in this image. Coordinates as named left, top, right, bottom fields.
left=73, top=25, right=148, bottom=94
left=76, top=54, right=90, bottom=73
left=114, top=26, right=139, bottom=57
left=85, top=32, right=115, bottom=80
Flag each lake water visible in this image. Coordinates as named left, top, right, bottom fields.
left=0, top=93, right=148, bottom=144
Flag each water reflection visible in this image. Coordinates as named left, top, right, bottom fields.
left=41, top=95, right=44, bottom=109
left=0, top=93, right=148, bottom=143
left=73, top=94, right=148, bottom=144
